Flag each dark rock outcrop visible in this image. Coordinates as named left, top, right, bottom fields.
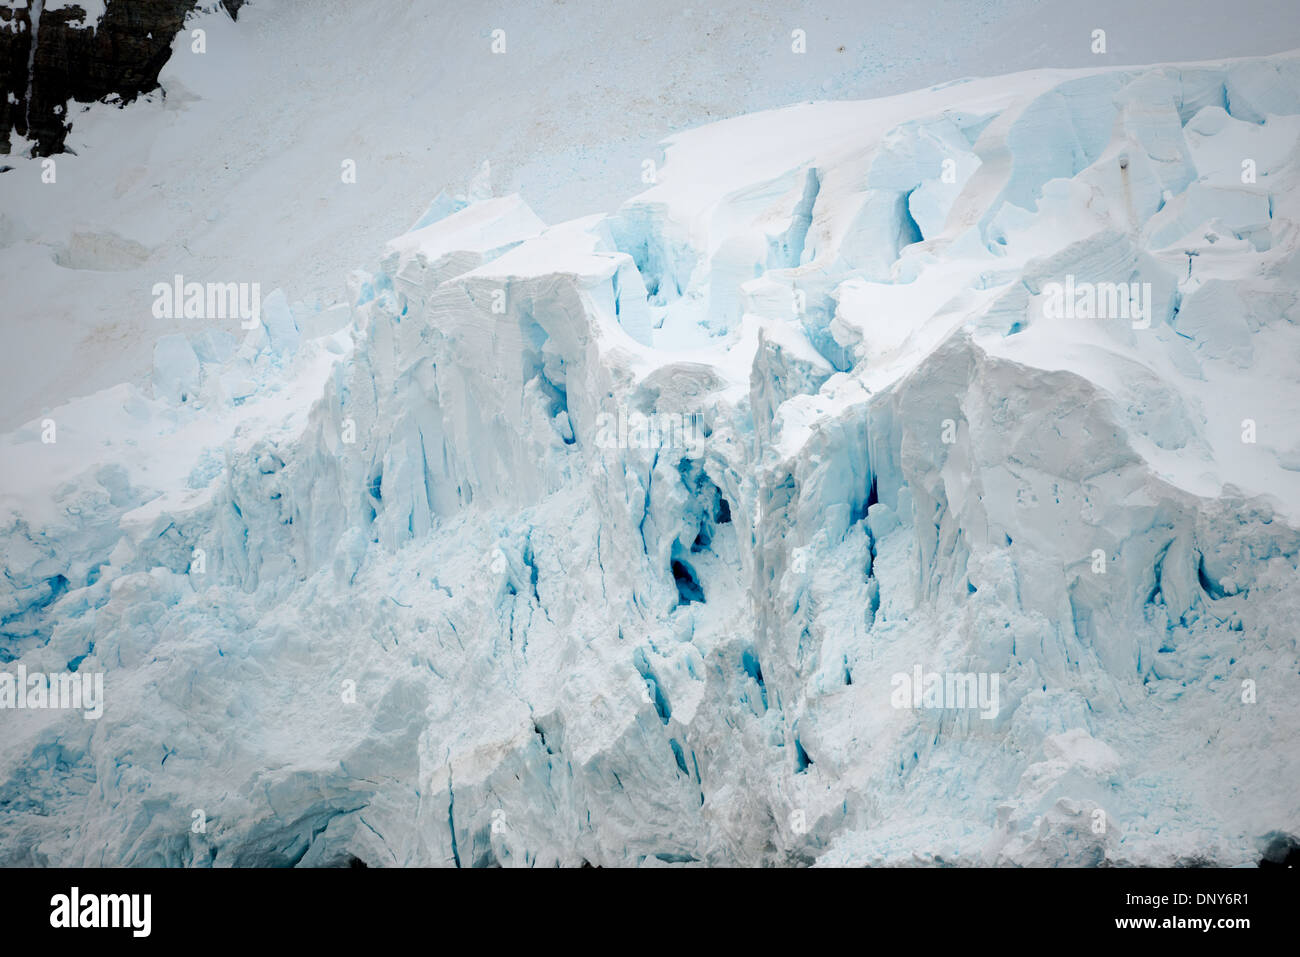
left=1, top=0, right=244, bottom=156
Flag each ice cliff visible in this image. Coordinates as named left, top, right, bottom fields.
left=3, top=52, right=1300, bottom=866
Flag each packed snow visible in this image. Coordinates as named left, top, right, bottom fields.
left=7, top=0, right=1300, bottom=430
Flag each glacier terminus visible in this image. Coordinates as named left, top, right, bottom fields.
left=1, top=8, right=1299, bottom=870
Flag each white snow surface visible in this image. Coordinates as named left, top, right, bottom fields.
left=3, top=40, right=1300, bottom=864
left=6, top=0, right=1300, bottom=430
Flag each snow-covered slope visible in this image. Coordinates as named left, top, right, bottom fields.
left=7, top=0, right=1300, bottom=433
left=3, top=49, right=1300, bottom=866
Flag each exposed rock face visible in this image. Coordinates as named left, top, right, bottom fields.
left=0, top=5, right=31, bottom=155
left=0, top=0, right=243, bottom=156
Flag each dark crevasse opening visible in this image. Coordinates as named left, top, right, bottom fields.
left=669, top=738, right=690, bottom=776
left=634, top=647, right=671, bottom=724
left=1197, top=552, right=1226, bottom=600
left=0, top=573, right=71, bottom=662
left=850, top=472, right=878, bottom=527
left=68, top=639, right=95, bottom=672
left=521, top=539, right=541, bottom=603
left=794, top=735, right=813, bottom=774
left=741, top=645, right=768, bottom=710
left=673, top=458, right=731, bottom=603
left=899, top=187, right=925, bottom=248
left=671, top=556, right=705, bottom=605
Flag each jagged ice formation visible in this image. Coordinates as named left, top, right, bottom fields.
left=2, top=53, right=1300, bottom=866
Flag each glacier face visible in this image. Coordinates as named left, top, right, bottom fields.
left=3, top=53, right=1300, bottom=866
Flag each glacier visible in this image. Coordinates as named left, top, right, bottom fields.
left=2, top=51, right=1300, bottom=867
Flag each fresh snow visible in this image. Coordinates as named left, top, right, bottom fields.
left=6, top=0, right=1300, bottom=428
